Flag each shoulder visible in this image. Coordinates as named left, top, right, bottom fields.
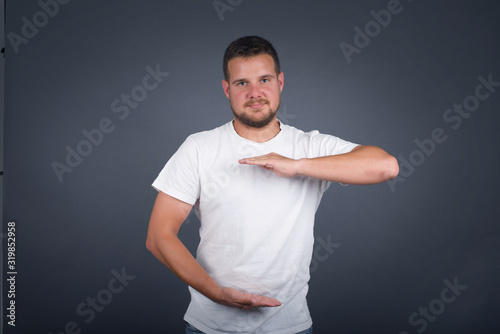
left=186, top=121, right=231, bottom=141
left=182, top=121, right=232, bottom=149
left=280, top=123, right=324, bottom=142
left=280, top=122, right=358, bottom=155
left=282, top=123, right=353, bottom=141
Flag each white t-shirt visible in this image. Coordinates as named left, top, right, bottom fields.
left=152, top=120, right=358, bottom=334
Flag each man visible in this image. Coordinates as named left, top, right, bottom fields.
left=147, top=36, right=399, bottom=333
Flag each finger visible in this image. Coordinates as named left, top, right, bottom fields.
left=221, top=287, right=281, bottom=308
left=238, top=157, right=264, bottom=164
left=230, top=291, right=281, bottom=309
left=240, top=157, right=275, bottom=166
left=239, top=153, right=273, bottom=163
left=238, top=158, right=252, bottom=165
left=258, top=296, right=281, bottom=307
left=248, top=295, right=281, bottom=308
left=239, top=160, right=265, bottom=167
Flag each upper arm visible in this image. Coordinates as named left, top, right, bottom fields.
left=147, top=191, right=193, bottom=242
left=350, top=145, right=364, bottom=152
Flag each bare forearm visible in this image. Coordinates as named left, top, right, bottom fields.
left=296, top=145, right=399, bottom=184
left=147, top=233, right=281, bottom=308
left=147, top=233, right=223, bottom=303
left=146, top=192, right=281, bottom=309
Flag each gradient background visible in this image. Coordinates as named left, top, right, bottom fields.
left=2, top=0, right=500, bottom=333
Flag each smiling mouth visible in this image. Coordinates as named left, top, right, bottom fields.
left=245, top=100, right=268, bottom=110
left=248, top=103, right=266, bottom=109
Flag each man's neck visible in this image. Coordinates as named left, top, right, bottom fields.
left=232, top=118, right=281, bottom=143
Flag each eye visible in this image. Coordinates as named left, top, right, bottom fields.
left=261, top=78, right=270, bottom=83
left=236, top=81, right=247, bottom=87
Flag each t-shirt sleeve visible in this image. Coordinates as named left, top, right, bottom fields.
left=307, top=130, right=360, bottom=192
left=307, top=130, right=359, bottom=157
left=151, top=137, right=200, bottom=205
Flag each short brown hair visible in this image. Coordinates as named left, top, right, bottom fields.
left=223, top=36, right=281, bottom=81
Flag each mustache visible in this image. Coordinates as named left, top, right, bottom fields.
left=244, top=99, right=269, bottom=107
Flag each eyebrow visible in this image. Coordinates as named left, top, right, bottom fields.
left=231, top=74, right=275, bottom=85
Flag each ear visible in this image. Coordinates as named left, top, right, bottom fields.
left=222, top=79, right=230, bottom=99
left=278, top=72, right=284, bottom=92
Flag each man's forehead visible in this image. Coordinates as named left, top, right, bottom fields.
left=227, top=54, right=277, bottom=77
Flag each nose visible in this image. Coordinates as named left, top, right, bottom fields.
left=247, top=83, right=262, bottom=100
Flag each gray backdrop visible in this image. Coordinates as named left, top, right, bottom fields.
left=2, top=0, right=500, bottom=333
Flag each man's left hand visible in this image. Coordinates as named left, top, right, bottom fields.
left=239, top=153, right=298, bottom=178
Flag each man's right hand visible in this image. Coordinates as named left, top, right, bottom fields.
left=218, top=287, right=281, bottom=310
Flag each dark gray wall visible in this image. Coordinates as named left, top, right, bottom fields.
left=2, top=1, right=500, bottom=333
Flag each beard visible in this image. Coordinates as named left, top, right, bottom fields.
left=231, top=98, right=281, bottom=128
